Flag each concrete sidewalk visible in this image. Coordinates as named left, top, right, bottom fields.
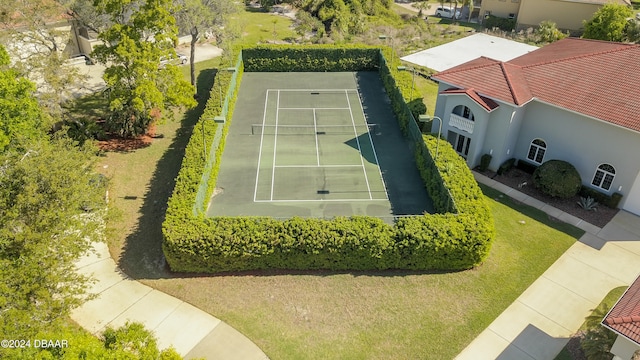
left=456, top=172, right=640, bottom=359
left=71, top=241, right=268, bottom=360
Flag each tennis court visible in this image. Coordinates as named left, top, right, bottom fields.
left=207, top=72, right=433, bottom=219
left=253, top=89, right=387, bottom=202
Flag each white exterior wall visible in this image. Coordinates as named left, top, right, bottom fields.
left=432, top=87, right=492, bottom=168
left=610, top=335, right=640, bottom=360
left=515, top=100, right=640, bottom=211
left=481, top=103, right=524, bottom=171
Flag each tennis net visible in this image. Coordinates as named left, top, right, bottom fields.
left=251, top=123, right=378, bottom=135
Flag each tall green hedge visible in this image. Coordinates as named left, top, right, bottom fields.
left=243, top=45, right=380, bottom=72
left=162, top=45, right=495, bottom=273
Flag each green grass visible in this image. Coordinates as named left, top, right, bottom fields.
left=97, top=94, right=582, bottom=358
left=83, top=11, right=585, bottom=358
left=229, top=10, right=297, bottom=45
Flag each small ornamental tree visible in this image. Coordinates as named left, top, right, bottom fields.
left=533, top=160, right=582, bottom=198
left=536, top=20, right=567, bottom=44
left=93, top=0, right=196, bottom=138
left=582, top=3, right=633, bottom=42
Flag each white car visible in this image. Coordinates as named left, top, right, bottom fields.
left=159, top=53, right=188, bottom=68
left=435, top=7, right=460, bottom=19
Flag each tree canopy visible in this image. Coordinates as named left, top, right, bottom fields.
left=582, top=3, right=633, bottom=42
left=92, top=0, right=196, bottom=137
left=0, top=45, right=49, bottom=153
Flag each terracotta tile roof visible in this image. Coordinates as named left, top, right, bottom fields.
left=440, top=88, right=500, bottom=111
left=603, top=275, right=640, bottom=344
left=431, top=38, right=640, bottom=133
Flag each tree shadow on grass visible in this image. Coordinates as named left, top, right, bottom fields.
left=117, top=69, right=217, bottom=279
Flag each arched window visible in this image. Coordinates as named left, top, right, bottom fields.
left=592, top=164, right=615, bottom=191
left=527, top=138, right=546, bottom=164
left=452, top=105, right=475, bottom=121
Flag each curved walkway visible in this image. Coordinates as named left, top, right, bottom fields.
left=71, top=241, right=268, bottom=360
left=456, top=172, right=640, bottom=359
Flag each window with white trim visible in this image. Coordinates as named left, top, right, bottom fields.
left=592, top=164, right=615, bottom=191
left=527, top=138, right=546, bottom=164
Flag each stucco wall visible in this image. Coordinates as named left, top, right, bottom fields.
left=432, top=88, right=492, bottom=168
left=610, top=335, right=640, bottom=360
left=518, top=0, right=601, bottom=30
left=515, top=100, right=640, bottom=201
left=480, top=0, right=521, bottom=19
left=482, top=104, right=523, bottom=171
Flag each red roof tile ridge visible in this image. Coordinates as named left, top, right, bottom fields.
left=435, top=56, right=502, bottom=75
left=499, top=62, right=528, bottom=105
left=516, top=40, right=640, bottom=69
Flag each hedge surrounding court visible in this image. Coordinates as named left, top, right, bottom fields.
left=162, top=45, right=495, bottom=273
left=243, top=45, right=380, bottom=72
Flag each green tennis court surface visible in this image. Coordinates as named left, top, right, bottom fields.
left=207, top=72, right=433, bottom=220
left=254, top=89, right=386, bottom=202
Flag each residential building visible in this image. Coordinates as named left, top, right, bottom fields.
left=479, top=0, right=632, bottom=31
left=603, top=274, right=640, bottom=359
left=430, top=38, right=640, bottom=216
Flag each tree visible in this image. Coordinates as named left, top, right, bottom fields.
left=582, top=3, right=633, bottom=42
left=0, top=136, right=106, bottom=344
left=0, top=45, right=49, bottom=153
left=462, top=0, right=473, bottom=22
left=536, top=20, right=567, bottom=44
left=0, top=0, right=88, bottom=119
left=93, top=0, right=196, bottom=138
left=414, top=1, right=430, bottom=18
left=174, top=0, right=239, bottom=92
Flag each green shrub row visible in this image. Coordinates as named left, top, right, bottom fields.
left=579, top=186, right=623, bottom=209
left=162, top=52, right=243, bottom=253
left=242, top=45, right=380, bottom=72
left=484, top=15, right=516, bottom=31
left=162, top=46, right=495, bottom=273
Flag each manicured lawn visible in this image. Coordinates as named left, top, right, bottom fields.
left=83, top=14, right=584, bottom=358
left=96, top=77, right=582, bottom=358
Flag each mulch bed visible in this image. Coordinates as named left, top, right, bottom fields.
left=479, top=167, right=618, bottom=228
left=97, top=124, right=158, bottom=152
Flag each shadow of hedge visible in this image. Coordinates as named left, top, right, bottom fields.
left=117, top=68, right=217, bottom=279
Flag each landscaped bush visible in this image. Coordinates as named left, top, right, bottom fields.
left=162, top=46, right=496, bottom=273
left=484, top=15, right=516, bottom=31
left=497, top=158, right=516, bottom=175
left=580, top=186, right=623, bottom=209
left=242, top=45, right=380, bottom=72
left=533, top=160, right=582, bottom=198
left=479, top=154, right=492, bottom=172
left=515, top=159, right=538, bottom=174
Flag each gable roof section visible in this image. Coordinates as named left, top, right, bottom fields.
left=432, top=38, right=640, bottom=133
left=603, top=275, right=640, bottom=345
left=440, top=88, right=500, bottom=111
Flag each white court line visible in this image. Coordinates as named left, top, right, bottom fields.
left=253, top=90, right=271, bottom=202
left=313, top=109, right=319, bottom=166
left=345, top=90, right=373, bottom=200
left=279, top=107, right=351, bottom=110
left=254, top=198, right=389, bottom=203
left=270, top=90, right=280, bottom=201
left=353, top=90, right=389, bottom=201
left=275, top=164, right=362, bottom=168
left=266, top=88, right=358, bottom=92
